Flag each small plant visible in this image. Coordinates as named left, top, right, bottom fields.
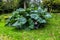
left=5, top=0, right=51, bottom=30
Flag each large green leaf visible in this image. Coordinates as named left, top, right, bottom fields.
left=30, top=14, right=39, bottom=20
left=18, top=16, right=27, bottom=25
left=12, top=21, right=20, bottom=27
left=12, top=16, right=27, bottom=28
left=37, top=18, right=46, bottom=23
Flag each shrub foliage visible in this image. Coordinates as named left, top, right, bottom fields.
left=6, top=0, right=51, bottom=29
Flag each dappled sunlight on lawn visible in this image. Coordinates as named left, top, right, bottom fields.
left=0, top=34, right=14, bottom=40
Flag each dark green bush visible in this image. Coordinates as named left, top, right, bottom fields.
left=6, top=7, right=51, bottom=29
left=5, top=0, right=51, bottom=30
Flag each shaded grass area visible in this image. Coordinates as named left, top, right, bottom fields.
left=0, top=13, right=60, bottom=40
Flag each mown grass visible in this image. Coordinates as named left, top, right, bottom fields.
left=0, top=13, right=60, bottom=40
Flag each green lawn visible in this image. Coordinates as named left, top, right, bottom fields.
left=0, top=13, right=60, bottom=40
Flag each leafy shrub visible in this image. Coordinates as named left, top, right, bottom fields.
left=5, top=7, right=51, bottom=29
left=5, top=0, right=51, bottom=30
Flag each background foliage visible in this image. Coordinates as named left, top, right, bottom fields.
left=0, top=0, right=20, bottom=12
left=42, top=0, right=60, bottom=12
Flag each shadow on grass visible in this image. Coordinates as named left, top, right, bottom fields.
left=11, top=23, right=48, bottom=32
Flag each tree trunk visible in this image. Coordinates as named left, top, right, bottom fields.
left=24, top=1, right=26, bottom=9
